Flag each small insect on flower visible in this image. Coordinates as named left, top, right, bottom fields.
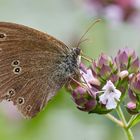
left=99, top=80, right=121, bottom=110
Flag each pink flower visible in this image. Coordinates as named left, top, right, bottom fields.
left=115, top=48, right=139, bottom=73
left=83, top=0, right=140, bottom=24
left=72, top=86, right=97, bottom=112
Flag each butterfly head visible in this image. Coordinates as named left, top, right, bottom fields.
left=73, top=47, right=81, bottom=56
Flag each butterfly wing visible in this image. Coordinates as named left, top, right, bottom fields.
left=0, top=22, right=69, bottom=118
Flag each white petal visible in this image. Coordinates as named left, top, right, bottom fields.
left=99, top=94, right=107, bottom=104
left=80, top=69, right=95, bottom=87
left=106, top=98, right=117, bottom=109
left=114, top=89, right=121, bottom=101
left=102, top=80, right=116, bottom=90
left=99, top=80, right=122, bottom=110
left=83, top=69, right=94, bottom=82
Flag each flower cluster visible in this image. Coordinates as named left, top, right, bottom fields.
left=70, top=48, right=140, bottom=115
left=83, top=0, right=140, bottom=24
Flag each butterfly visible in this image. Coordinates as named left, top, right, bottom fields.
left=0, top=22, right=81, bottom=118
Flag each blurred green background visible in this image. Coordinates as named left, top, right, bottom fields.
left=0, top=0, right=140, bottom=140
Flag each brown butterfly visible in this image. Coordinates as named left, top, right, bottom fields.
left=0, top=22, right=81, bottom=118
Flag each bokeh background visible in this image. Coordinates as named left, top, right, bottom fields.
left=0, top=0, right=140, bottom=140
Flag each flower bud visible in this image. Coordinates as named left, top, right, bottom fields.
left=130, top=73, right=140, bottom=94
left=128, top=88, right=136, bottom=102
left=126, top=89, right=139, bottom=114
left=119, top=70, right=129, bottom=80
left=115, top=48, right=140, bottom=73
left=92, top=53, right=119, bottom=83
left=126, top=102, right=138, bottom=115
left=72, top=86, right=97, bottom=112
left=130, top=57, right=140, bottom=73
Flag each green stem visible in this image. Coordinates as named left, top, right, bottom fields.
left=116, top=106, right=134, bottom=140
left=116, top=106, right=127, bottom=126
left=105, top=114, right=124, bottom=127
left=127, top=115, right=138, bottom=129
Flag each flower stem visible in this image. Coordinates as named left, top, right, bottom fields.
left=116, top=106, right=134, bottom=140
left=127, top=115, right=138, bottom=129
left=105, top=114, right=123, bottom=127
left=116, top=106, right=127, bottom=126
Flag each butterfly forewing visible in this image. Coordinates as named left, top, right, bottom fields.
left=0, top=22, right=70, bottom=118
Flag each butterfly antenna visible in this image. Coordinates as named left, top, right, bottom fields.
left=76, top=19, right=101, bottom=48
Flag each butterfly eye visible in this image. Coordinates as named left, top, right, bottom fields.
left=17, top=97, right=25, bottom=105
left=0, top=33, right=6, bottom=39
left=26, top=105, right=32, bottom=111
left=12, top=60, right=20, bottom=66
left=13, top=67, right=22, bottom=74
left=8, top=89, right=15, bottom=97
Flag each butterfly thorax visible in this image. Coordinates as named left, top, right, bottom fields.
left=52, top=48, right=81, bottom=83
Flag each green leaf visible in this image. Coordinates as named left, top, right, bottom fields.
left=128, top=115, right=140, bottom=128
